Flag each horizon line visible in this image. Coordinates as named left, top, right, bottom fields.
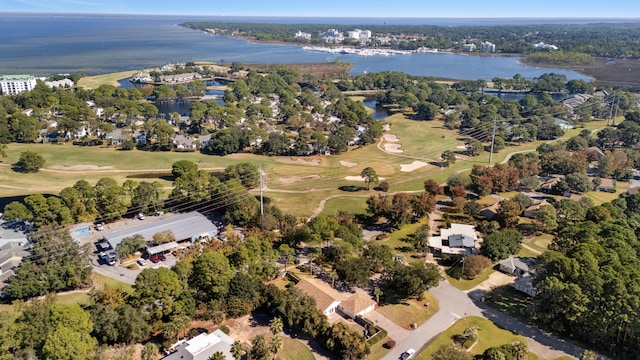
left=1, top=12, right=639, bottom=20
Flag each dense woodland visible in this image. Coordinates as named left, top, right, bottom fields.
left=182, top=21, right=640, bottom=57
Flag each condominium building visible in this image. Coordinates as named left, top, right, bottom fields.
left=462, top=43, right=476, bottom=52
left=0, top=75, right=37, bottom=95
left=480, top=41, right=496, bottom=53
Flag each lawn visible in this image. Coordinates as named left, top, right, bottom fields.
left=415, top=316, right=527, bottom=360
left=77, top=70, right=140, bottom=89
left=526, top=233, right=553, bottom=254
left=367, top=337, right=391, bottom=360
left=485, top=285, right=534, bottom=321
left=320, top=196, right=369, bottom=216
left=276, top=336, right=315, bottom=360
left=376, top=291, right=439, bottom=329
left=376, top=217, right=431, bottom=256
left=517, top=246, right=540, bottom=258
left=447, top=268, right=496, bottom=291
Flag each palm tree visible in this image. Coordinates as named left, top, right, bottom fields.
left=270, top=336, right=283, bottom=360
left=210, top=351, right=226, bottom=360
left=230, top=341, right=245, bottom=360
left=373, top=287, right=383, bottom=305
left=269, top=317, right=283, bottom=335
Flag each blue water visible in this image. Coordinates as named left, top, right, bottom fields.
left=0, top=14, right=592, bottom=81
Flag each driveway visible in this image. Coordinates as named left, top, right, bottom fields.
left=381, top=281, right=585, bottom=360
left=366, top=310, right=411, bottom=342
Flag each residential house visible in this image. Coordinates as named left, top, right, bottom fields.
left=428, top=224, right=478, bottom=256
left=532, top=42, right=559, bottom=50
left=499, top=256, right=534, bottom=277
left=162, top=330, right=234, bottom=360
left=295, top=278, right=343, bottom=316
left=523, top=200, right=552, bottom=218
left=499, top=256, right=537, bottom=297
left=479, top=202, right=500, bottom=220
left=583, top=146, right=605, bottom=160
left=554, top=118, right=574, bottom=130
left=627, top=186, right=640, bottom=196
left=0, top=242, right=30, bottom=274
left=563, top=94, right=593, bottom=112
left=540, top=176, right=563, bottom=193
left=294, top=31, right=312, bottom=39
left=295, top=278, right=376, bottom=318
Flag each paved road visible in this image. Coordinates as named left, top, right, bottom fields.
left=381, top=281, right=584, bottom=360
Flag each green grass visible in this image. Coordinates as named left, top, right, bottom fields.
left=278, top=336, right=315, bottom=360
left=77, top=70, right=140, bottom=89
left=367, top=337, right=391, bottom=360
left=486, top=285, right=534, bottom=321
left=517, top=246, right=540, bottom=258
left=584, top=189, right=624, bottom=205
left=415, top=316, right=527, bottom=360
left=92, top=272, right=134, bottom=294
left=376, top=291, right=439, bottom=329
left=377, top=218, right=430, bottom=256
left=447, top=268, right=496, bottom=291
left=320, top=196, right=369, bottom=216
left=527, top=233, right=553, bottom=254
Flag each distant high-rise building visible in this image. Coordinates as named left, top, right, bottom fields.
left=0, top=75, right=37, bottom=95
left=320, top=29, right=344, bottom=43
left=480, top=41, right=496, bottom=53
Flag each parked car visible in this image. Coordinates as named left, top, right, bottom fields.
left=150, top=254, right=160, bottom=263
left=401, top=349, right=416, bottom=360
left=137, top=258, right=147, bottom=266
left=137, top=213, right=145, bottom=220
left=95, top=223, right=104, bottom=231
left=158, top=253, right=167, bottom=261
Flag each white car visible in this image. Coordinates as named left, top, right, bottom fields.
left=137, top=258, right=147, bottom=266
left=137, top=213, right=145, bottom=220
left=401, top=348, right=416, bottom=360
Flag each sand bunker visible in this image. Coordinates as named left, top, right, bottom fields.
left=384, top=144, right=403, bottom=153
left=277, top=157, right=321, bottom=166
left=279, top=175, right=320, bottom=184
left=340, top=160, right=358, bottom=167
left=345, top=175, right=386, bottom=181
left=50, top=164, right=114, bottom=171
left=400, top=161, right=429, bottom=172
left=456, top=145, right=467, bottom=150
left=383, top=134, right=399, bottom=142
left=383, top=124, right=391, bottom=131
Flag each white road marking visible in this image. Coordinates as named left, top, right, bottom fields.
left=451, top=313, right=462, bottom=319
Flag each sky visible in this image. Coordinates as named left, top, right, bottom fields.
left=3, top=0, right=640, bottom=18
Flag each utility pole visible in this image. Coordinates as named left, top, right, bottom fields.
left=489, top=115, right=497, bottom=164
left=259, top=164, right=264, bottom=218
left=608, top=94, right=616, bottom=126
left=612, top=95, right=620, bottom=126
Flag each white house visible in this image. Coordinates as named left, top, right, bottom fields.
left=162, top=330, right=234, bottom=360
left=428, top=223, right=478, bottom=256
left=295, top=30, right=312, bottom=39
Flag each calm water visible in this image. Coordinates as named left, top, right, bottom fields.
left=0, top=14, right=592, bottom=81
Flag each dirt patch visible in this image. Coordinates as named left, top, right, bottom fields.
left=277, top=157, right=321, bottom=166
left=225, top=314, right=272, bottom=346
left=384, top=144, right=403, bottom=153
left=49, top=164, right=114, bottom=171
left=244, top=62, right=353, bottom=79
left=400, top=161, right=429, bottom=172
left=279, top=175, right=320, bottom=184
left=340, top=160, right=358, bottom=167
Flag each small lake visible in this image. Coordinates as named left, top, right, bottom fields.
left=363, top=99, right=390, bottom=120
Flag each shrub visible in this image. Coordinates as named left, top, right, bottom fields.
left=383, top=340, right=396, bottom=349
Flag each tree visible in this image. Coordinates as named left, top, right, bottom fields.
left=441, top=150, right=457, bottom=166
left=269, top=317, right=283, bottom=335
left=190, top=251, right=234, bottom=300
left=171, top=160, right=198, bottom=179
left=494, top=199, right=521, bottom=228
left=512, top=193, right=533, bottom=212
left=14, top=150, right=45, bottom=173
left=407, top=224, right=431, bottom=257
left=424, top=179, right=443, bottom=195
left=532, top=205, right=558, bottom=232
left=225, top=162, right=260, bottom=188
left=565, top=172, right=592, bottom=193
left=141, top=343, right=159, bottom=360
left=134, top=267, right=183, bottom=321
left=115, top=234, right=146, bottom=259
left=463, top=255, right=492, bottom=279
left=360, top=167, right=379, bottom=190
left=481, top=229, right=523, bottom=261
left=131, top=181, right=162, bottom=214
left=211, top=352, right=227, bottom=360
left=269, top=336, right=283, bottom=360
left=231, top=341, right=246, bottom=360
left=335, top=257, right=372, bottom=288
left=432, top=344, right=472, bottom=360
left=373, top=287, right=383, bottom=305
left=466, top=138, right=484, bottom=156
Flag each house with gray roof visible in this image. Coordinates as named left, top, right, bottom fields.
left=0, top=242, right=30, bottom=274
left=428, top=223, right=478, bottom=256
